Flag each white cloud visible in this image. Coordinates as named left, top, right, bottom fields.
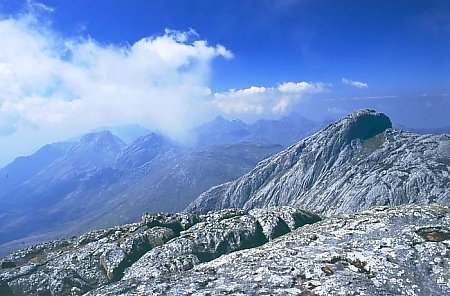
left=0, top=11, right=232, bottom=141
left=327, top=107, right=346, bottom=114
left=342, top=78, right=368, bottom=88
left=278, top=81, right=325, bottom=93
left=212, top=82, right=326, bottom=116
left=32, top=1, right=55, bottom=13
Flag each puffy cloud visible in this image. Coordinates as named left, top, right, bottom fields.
left=278, top=81, right=325, bottom=93
left=212, top=82, right=327, bottom=116
left=342, top=78, right=368, bottom=88
left=0, top=9, right=232, bottom=141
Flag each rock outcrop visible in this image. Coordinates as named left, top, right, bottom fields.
left=187, top=109, right=450, bottom=215
left=2, top=204, right=449, bottom=295
left=3, top=204, right=446, bottom=295
left=88, top=204, right=450, bottom=296
left=0, top=207, right=319, bottom=295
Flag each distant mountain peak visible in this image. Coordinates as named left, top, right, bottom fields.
left=79, top=130, right=118, bottom=142
left=115, top=132, right=173, bottom=169
left=279, top=112, right=314, bottom=125
left=72, top=131, right=125, bottom=153
left=61, top=131, right=126, bottom=169
left=194, top=114, right=320, bottom=147
left=133, top=132, right=168, bottom=147
left=204, top=116, right=246, bottom=127
left=212, top=115, right=228, bottom=122
left=90, top=124, right=152, bottom=144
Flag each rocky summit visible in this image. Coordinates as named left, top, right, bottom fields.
left=187, top=109, right=450, bottom=215
left=1, top=204, right=448, bottom=295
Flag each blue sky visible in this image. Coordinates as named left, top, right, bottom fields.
left=1, top=0, right=445, bottom=92
left=1, top=1, right=447, bottom=90
left=0, top=0, right=449, bottom=165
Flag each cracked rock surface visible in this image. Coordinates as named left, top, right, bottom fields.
left=0, top=206, right=319, bottom=295
left=89, top=204, right=450, bottom=296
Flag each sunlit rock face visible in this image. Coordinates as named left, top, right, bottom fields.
left=187, top=109, right=450, bottom=216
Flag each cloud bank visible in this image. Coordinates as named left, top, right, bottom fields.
left=0, top=9, right=232, bottom=140
left=342, top=78, right=368, bottom=88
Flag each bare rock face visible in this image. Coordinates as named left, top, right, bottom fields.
left=141, top=212, right=200, bottom=232
left=249, top=206, right=321, bottom=240
left=99, top=244, right=127, bottom=281
left=187, top=109, right=450, bottom=216
left=249, top=208, right=291, bottom=240
left=89, top=204, right=450, bottom=296
left=121, top=215, right=267, bottom=283
left=0, top=207, right=320, bottom=295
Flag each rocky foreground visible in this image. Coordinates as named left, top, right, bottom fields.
left=1, top=204, right=449, bottom=295
left=0, top=206, right=320, bottom=295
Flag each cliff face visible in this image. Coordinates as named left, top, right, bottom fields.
left=187, top=110, right=450, bottom=215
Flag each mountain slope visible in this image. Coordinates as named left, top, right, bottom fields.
left=0, top=131, right=125, bottom=209
left=0, top=142, right=72, bottom=194
left=51, top=142, right=284, bottom=234
left=0, top=132, right=126, bottom=248
left=187, top=109, right=450, bottom=215
left=0, top=138, right=282, bottom=257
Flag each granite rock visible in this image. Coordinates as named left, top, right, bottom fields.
left=187, top=110, right=450, bottom=216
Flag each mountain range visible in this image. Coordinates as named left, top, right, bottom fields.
left=0, top=114, right=319, bottom=257
left=0, top=109, right=449, bottom=295
left=193, top=114, right=319, bottom=147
